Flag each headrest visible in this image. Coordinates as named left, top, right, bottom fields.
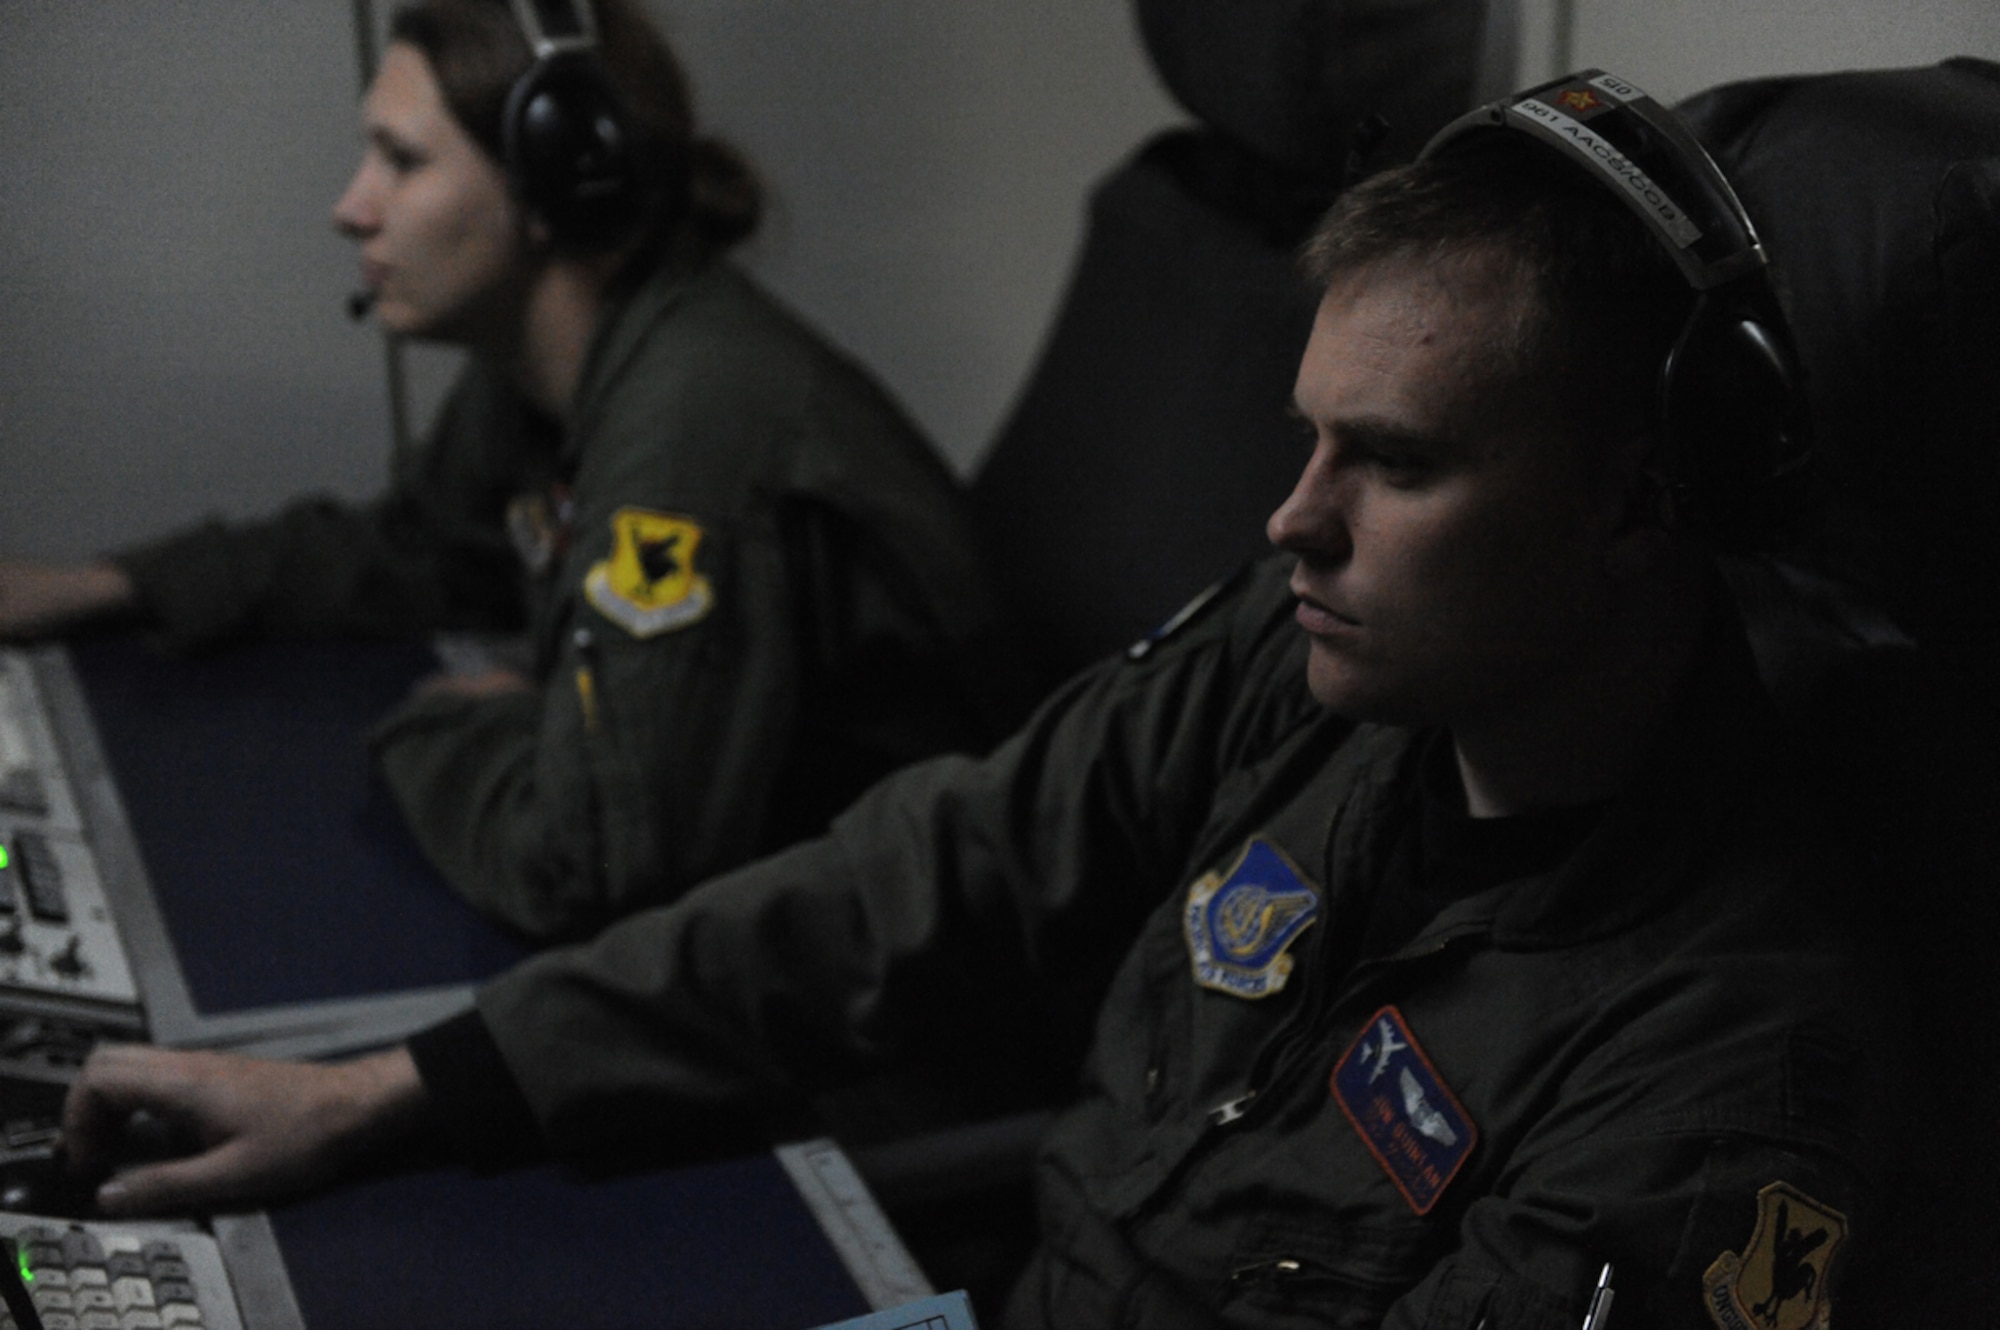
left=1135, top=0, right=1486, bottom=180
left=1679, top=59, right=2000, bottom=682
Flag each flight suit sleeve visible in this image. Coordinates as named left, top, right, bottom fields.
left=365, top=346, right=843, bottom=939
left=417, top=561, right=1319, bottom=1170
left=363, top=491, right=802, bottom=941
left=366, top=318, right=1030, bottom=941
left=110, top=364, right=531, bottom=651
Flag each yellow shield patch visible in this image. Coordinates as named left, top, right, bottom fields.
left=1703, top=1181, right=1847, bottom=1330
left=583, top=508, right=715, bottom=638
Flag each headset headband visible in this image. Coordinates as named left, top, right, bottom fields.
left=1421, top=70, right=1813, bottom=545
left=1423, top=70, right=1767, bottom=291
left=508, top=0, right=599, bottom=61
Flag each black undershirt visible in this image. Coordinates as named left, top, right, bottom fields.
left=1332, top=734, right=1606, bottom=976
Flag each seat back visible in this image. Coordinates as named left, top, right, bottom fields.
left=1682, top=59, right=2000, bottom=1323
left=969, top=0, right=1491, bottom=687
left=1686, top=59, right=2000, bottom=737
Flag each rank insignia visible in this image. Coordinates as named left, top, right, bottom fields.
left=1332, top=1006, right=1478, bottom=1215
left=1182, top=838, right=1319, bottom=999
left=1702, top=1182, right=1847, bottom=1330
left=1559, top=87, right=1604, bottom=114
left=584, top=507, right=715, bottom=638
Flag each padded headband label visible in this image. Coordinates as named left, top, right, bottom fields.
left=1586, top=72, right=1645, bottom=103
left=1509, top=98, right=1704, bottom=250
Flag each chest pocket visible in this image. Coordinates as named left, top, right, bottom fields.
left=1222, top=1209, right=1441, bottom=1330
left=1154, top=831, right=1325, bottom=1124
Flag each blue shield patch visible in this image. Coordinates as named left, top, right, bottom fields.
left=1183, top=839, right=1320, bottom=999
left=1331, top=1006, right=1478, bottom=1214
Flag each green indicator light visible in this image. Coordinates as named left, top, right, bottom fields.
left=16, top=1248, right=29, bottom=1283
left=0, top=845, right=8, bottom=870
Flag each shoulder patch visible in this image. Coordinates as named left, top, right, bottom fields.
left=583, top=507, right=715, bottom=638
left=1183, top=838, right=1319, bottom=999
left=1703, top=1182, right=1847, bottom=1330
left=1331, top=1006, right=1478, bottom=1215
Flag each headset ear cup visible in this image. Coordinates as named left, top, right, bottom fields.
left=1661, top=295, right=1812, bottom=546
left=502, top=54, right=641, bottom=247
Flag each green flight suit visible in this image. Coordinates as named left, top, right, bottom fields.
left=115, top=256, right=1023, bottom=939
left=410, top=556, right=1898, bottom=1327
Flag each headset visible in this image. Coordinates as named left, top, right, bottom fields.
left=502, top=0, right=654, bottom=248
left=1422, top=70, right=1811, bottom=546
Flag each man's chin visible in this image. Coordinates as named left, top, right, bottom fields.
left=1304, top=651, right=1418, bottom=725
left=1305, top=655, right=1375, bottom=715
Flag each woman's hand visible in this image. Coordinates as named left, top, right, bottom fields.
left=411, top=666, right=534, bottom=701
left=0, top=561, right=137, bottom=640
left=62, top=1043, right=431, bottom=1217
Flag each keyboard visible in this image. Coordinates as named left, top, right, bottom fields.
left=0, top=652, right=142, bottom=1020
left=0, top=1214, right=244, bottom=1330
left=0, top=656, right=254, bottom=1328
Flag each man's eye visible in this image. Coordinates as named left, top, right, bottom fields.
left=383, top=144, right=424, bottom=174
left=1287, top=412, right=1319, bottom=452
left=1368, top=452, right=1435, bottom=486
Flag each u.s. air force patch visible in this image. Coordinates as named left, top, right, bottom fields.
left=1331, top=1005, right=1478, bottom=1215
left=1703, top=1182, right=1847, bottom=1330
left=1183, top=838, right=1319, bottom=999
left=583, top=507, right=715, bottom=638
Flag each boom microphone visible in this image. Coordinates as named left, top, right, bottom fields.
left=346, top=289, right=377, bottom=320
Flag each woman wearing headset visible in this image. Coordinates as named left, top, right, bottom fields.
left=0, top=0, right=1023, bottom=941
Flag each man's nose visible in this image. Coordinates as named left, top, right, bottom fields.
left=1266, top=448, right=1350, bottom=558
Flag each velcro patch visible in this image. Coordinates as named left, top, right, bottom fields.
left=1182, top=838, right=1319, bottom=999
left=583, top=507, right=714, bottom=638
left=1702, top=1182, right=1846, bottom=1330
left=1332, top=1006, right=1478, bottom=1215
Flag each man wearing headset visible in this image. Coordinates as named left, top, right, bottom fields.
left=60, top=75, right=1896, bottom=1328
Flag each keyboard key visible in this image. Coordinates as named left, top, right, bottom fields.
left=14, top=832, right=67, bottom=923
left=0, top=768, right=48, bottom=817
left=64, top=1230, right=108, bottom=1268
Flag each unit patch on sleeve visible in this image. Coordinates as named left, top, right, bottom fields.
left=1331, top=1006, right=1478, bottom=1215
left=1702, top=1182, right=1847, bottom=1330
left=583, top=507, right=715, bottom=638
left=1182, top=838, right=1319, bottom=999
